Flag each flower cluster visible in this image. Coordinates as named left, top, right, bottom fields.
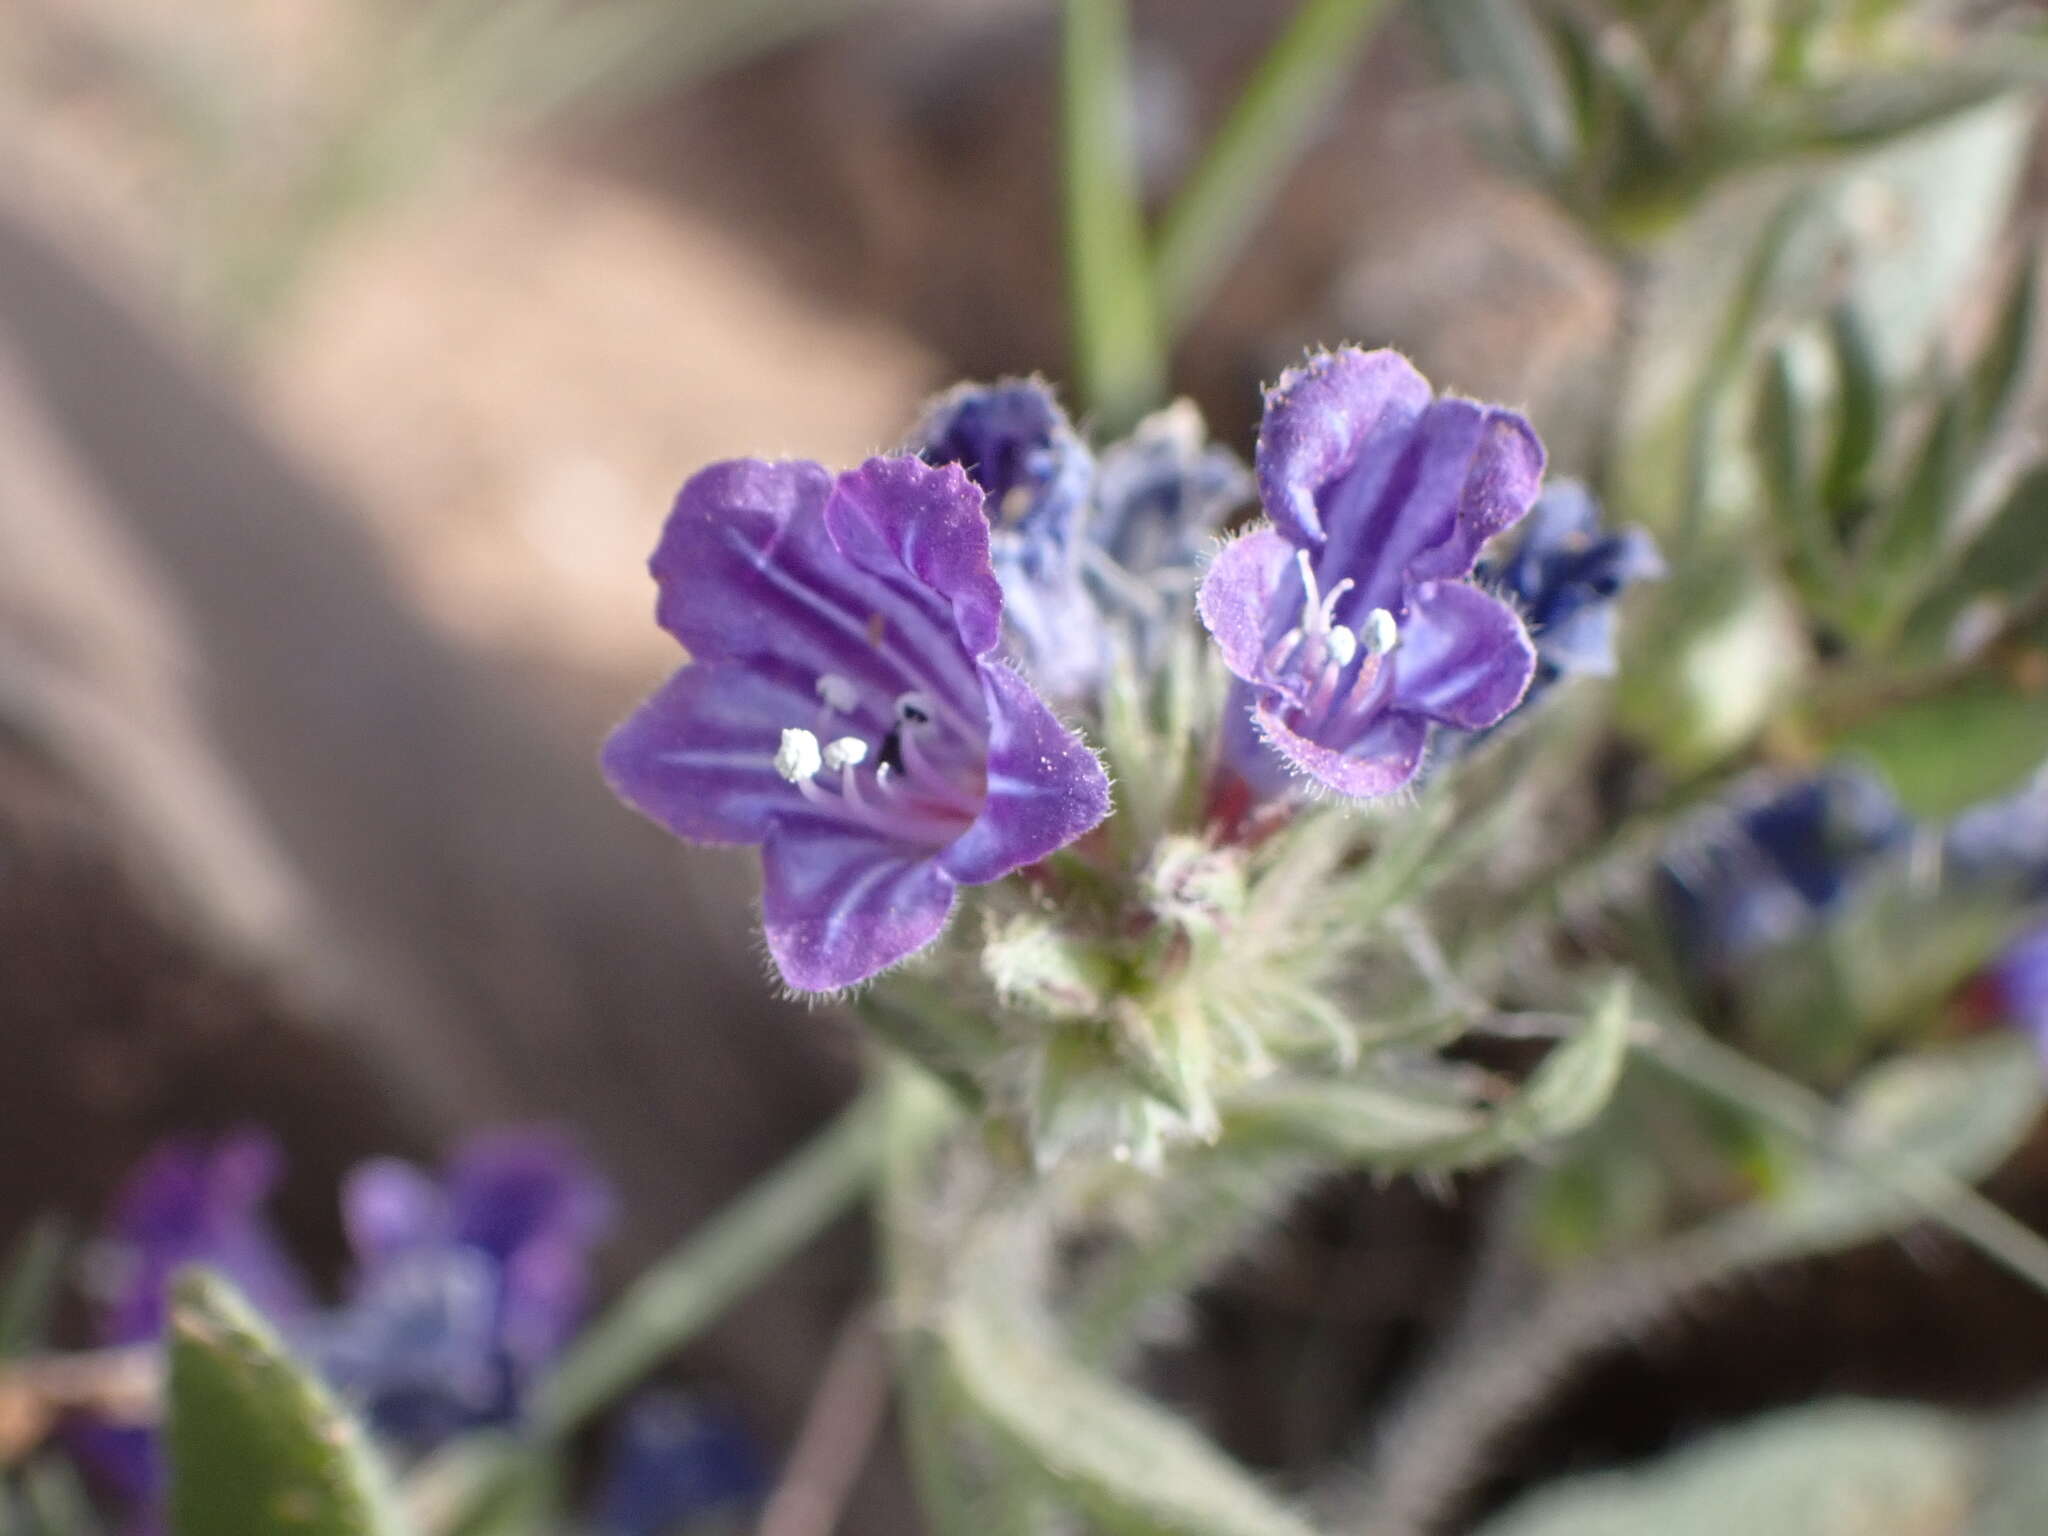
left=78, top=1130, right=762, bottom=1533
left=607, top=349, right=1658, bottom=1003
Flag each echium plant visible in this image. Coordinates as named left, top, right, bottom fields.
left=602, top=349, right=1648, bottom=1176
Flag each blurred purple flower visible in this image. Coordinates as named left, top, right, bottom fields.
left=322, top=1129, right=614, bottom=1446
left=1987, top=921, right=2048, bottom=1065
left=592, top=1391, right=769, bottom=1536
left=79, top=1130, right=314, bottom=1507
left=912, top=379, right=1102, bottom=700
left=1488, top=479, right=1662, bottom=694
left=1092, top=399, right=1250, bottom=585
left=602, top=455, right=1111, bottom=991
left=1198, top=349, right=1543, bottom=798
left=1659, top=767, right=1909, bottom=975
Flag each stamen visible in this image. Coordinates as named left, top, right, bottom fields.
left=1360, top=608, right=1398, bottom=656
left=822, top=737, right=869, bottom=772
left=814, top=673, right=859, bottom=713
left=1316, top=577, right=1355, bottom=630
left=774, top=728, right=822, bottom=783
left=894, top=692, right=935, bottom=726
left=1265, top=627, right=1306, bottom=674
left=1294, top=550, right=1321, bottom=620
left=1324, top=626, right=1358, bottom=668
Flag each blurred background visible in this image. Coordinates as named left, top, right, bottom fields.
left=4, top=1, right=2048, bottom=1532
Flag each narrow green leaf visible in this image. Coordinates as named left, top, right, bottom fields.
left=1152, top=0, right=1395, bottom=334
left=1753, top=341, right=1840, bottom=603
left=1830, top=672, right=2048, bottom=818
left=1063, top=0, right=1165, bottom=428
left=943, top=1217, right=1319, bottom=1536
left=1969, top=246, right=2038, bottom=443
left=0, top=1221, right=66, bottom=1361
left=533, top=1086, right=890, bottom=1437
left=1421, top=0, right=1579, bottom=180
left=1472, top=1401, right=1979, bottom=1536
left=1473, top=977, right=1633, bottom=1159
left=1820, top=300, right=1884, bottom=530
left=166, top=1268, right=402, bottom=1536
left=1853, top=387, right=1969, bottom=636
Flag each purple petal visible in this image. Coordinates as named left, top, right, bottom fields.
left=601, top=661, right=827, bottom=846
left=759, top=822, right=957, bottom=991
left=1254, top=700, right=1429, bottom=799
left=1315, top=397, right=1546, bottom=612
left=649, top=459, right=981, bottom=724
left=342, top=1159, right=445, bottom=1269
left=939, top=662, right=1111, bottom=885
left=1391, top=580, right=1537, bottom=729
left=1196, top=527, right=1296, bottom=686
left=445, top=1129, right=615, bottom=1266
left=1255, top=350, right=1432, bottom=548
left=823, top=456, right=1004, bottom=657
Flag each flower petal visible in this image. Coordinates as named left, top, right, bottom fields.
left=940, top=662, right=1110, bottom=885
left=1391, top=580, right=1536, bottom=729
left=602, top=661, right=820, bottom=845
left=1255, top=349, right=1432, bottom=548
left=759, top=822, right=957, bottom=990
left=651, top=458, right=981, bottom=724
left=824, top=456, right=1005, bottom=657
left=1196, top=526, right=1297, bottom=686
left=1254, top=698, right=1428, bottom=799
left=1315, top=397, right=1546, bottom=613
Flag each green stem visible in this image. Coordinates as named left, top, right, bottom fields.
left=531, top=1085, right=890, bottom=1438
left=1151, top=0, right=1394, bottom=337
left=1063, top=0, right=1166, bottom=428
left=1641, top=1018, right=2048, bottom=1295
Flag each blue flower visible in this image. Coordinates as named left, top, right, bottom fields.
left=912, top=379, right=1102, bottom=700
left=1488, top=479, right=1662, bottom=694
left=591, top=1391, right=770, bottom=1536
left=1091, top=399, right=1251, bottom=584
left=1197, top=349, right=1543, bottom=799
left=1659, top=767, right=1910, bottom=974
left=602, top=455, right=1112, bottom=991
left=321, top=1129, right=614, bottom=1446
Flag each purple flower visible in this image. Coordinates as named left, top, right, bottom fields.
left=322, top=1130, right=614, bottom=1445
left=80, top=1131, right=314, bottom=1506
left=1489, top=479, right=1662, bottom=692
left=1092, top=400, right=1251, bottom=583
left=1197, top=349, right=1544, bottom=799
left=592, top=1391, right=769, bottom=1536
left=1988, top=921, right=2048, bottom=1065
left=1659, top=767, right=1909, bottom=975
left=602, top=455, right=1112, bottom=992
left=912, top=379, right=1103, bottom=700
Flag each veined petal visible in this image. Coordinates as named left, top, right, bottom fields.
left=1196, top=526, right=1298, bottom=686
left=602, top=662, right=820, bottom=846
left=940, top=662, right=1110, bottom=886
left=651, top=458, right=980, bottom=723
left=824, top=456, right=1004, bottom=657
left=1254, top=698, right=1428, bottom=799
left=1255, top=349, right=1431, bottom=548
left=1316, top=396, right=1545, bottom=612
left=759, top=822, right=957, bottom=991
left=1391, top=580, right=1536, bottom=729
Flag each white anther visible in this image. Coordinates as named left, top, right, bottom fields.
left=1360, top=607, right=1398, bottom=656
left=773, top=728, right=823, bottom=783
left=822, top=736, right=869, bottom=772
left=1324, top=626, right=1358, bottom=667
left=894, top=692, right=935, bottom=726
left=814, top=673, right=859, bottom=713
